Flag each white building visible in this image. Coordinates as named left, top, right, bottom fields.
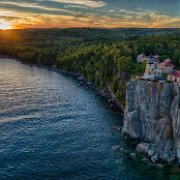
left=143, top=54, right=161, bottom=79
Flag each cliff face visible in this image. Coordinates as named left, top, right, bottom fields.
left=122, top=79, right=180, bottom=163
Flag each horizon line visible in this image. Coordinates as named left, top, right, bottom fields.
left=1, top=27, right=180, bottom=31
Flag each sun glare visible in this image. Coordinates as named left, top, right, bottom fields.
left=0, top=19, right=12, bottom=30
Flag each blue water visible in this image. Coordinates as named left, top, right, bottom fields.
left=0, top=58, right=171, bottom=180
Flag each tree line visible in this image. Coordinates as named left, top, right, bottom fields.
left=0, top=28, right=179, bottom=107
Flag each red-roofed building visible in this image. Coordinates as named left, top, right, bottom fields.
left=158, top=58, right=174, bottom=74
left=168, top=71, right=180, bottom=83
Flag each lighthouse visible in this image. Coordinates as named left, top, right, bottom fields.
left=143, top=54, right=158, bottom=79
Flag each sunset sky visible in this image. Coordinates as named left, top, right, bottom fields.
left=0, top=0, right=180, bottom=29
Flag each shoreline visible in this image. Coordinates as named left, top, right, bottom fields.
left=0, top=55, right=124, bottom=115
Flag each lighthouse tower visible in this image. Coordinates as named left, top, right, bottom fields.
left=143, top=54, right=156, bottom=79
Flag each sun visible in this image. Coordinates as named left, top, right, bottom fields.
left=0, top=19, right=12, bottom=30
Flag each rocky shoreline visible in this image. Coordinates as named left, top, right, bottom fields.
left=75, top=75, right=124, bottom=114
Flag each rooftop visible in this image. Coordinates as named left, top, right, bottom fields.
left=154, top=55, right=159, bottom=58
left=164, top=58, right=172, bottom=62
left=158, top=60, right=174, bottom=68
left=138, top=53, right=147, bottom=58
left=169, top=70, right=180, bottom=78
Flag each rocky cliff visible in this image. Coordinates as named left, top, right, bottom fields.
left=122, top=79, right=180, bottom=164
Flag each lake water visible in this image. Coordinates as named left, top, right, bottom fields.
left=0, top=58, right=173, bottom=180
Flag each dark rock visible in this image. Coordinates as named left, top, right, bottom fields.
left=156, top=163, right=164, bottom=169
left=77, top=76, right=84, bottom=81
left=142, top=157, right=149, bottom=163
left=130, top=153, right=136, bottom=160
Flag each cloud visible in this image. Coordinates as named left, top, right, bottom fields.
left=0, top=1, right=76, bottom=15
left=0, top=0, right=179, bottom=28
left=37, top=0, right=107, bottom=8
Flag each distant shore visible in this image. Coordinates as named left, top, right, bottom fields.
left=0, top=55, right=80, bottom=76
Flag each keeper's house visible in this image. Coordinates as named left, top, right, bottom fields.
left=168, top=70, right=180, bottom=83
left=158, top=58, right=174, bottom=74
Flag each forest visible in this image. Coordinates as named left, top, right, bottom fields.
left=0, top=28, right=179, bottom=107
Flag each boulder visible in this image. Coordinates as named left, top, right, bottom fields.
left=148, top=146, right=156, bottom=157
left=151, top=152, right=159, bottom=163
left=136, top=142, right=150, bottom=153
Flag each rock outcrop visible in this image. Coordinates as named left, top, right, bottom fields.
left=122, top=79, right=180, bottom=164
